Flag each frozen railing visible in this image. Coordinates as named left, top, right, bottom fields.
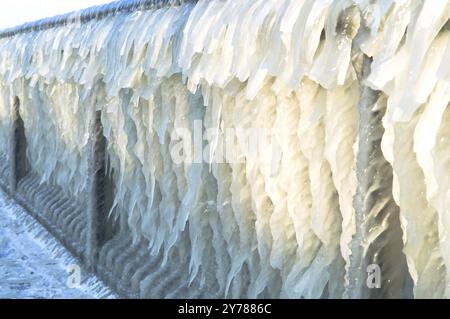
left=0, top=0, right=449, bottom=299
left=0, top=0, right=197, bottom=39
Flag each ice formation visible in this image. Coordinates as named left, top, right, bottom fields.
left=0, top=189, right=115, bottom=298
left=0, top=0, right=449, bottom=298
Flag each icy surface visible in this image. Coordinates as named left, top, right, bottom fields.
left=0, top=0, right=449, bottom=298
left=0, top=190, right=115, bottom=298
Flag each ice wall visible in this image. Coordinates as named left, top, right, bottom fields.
left=0, top=82, right=10, bottom=153
left=0, top=0, right=449, bottom=298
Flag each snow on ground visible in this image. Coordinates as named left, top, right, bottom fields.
left=0, top=189, right=116, bottom=299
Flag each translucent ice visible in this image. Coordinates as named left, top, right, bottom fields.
left=0, top=0, right=449, bottom=298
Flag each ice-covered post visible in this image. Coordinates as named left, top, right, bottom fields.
left=86, top=110, right=110, bottom=270
left=349, top=56, right=412, bottom=298
left=9, top=96, right=27, bottom=194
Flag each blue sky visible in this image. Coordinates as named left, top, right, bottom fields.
left=0, top=0, right=114, bottom=30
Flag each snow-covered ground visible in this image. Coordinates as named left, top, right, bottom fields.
left=0, top=189, right=116, bottom=299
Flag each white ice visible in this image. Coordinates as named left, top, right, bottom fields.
left=0, top=189, right=115, bottom=298
left=0, top=0, right=449, bottom=298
